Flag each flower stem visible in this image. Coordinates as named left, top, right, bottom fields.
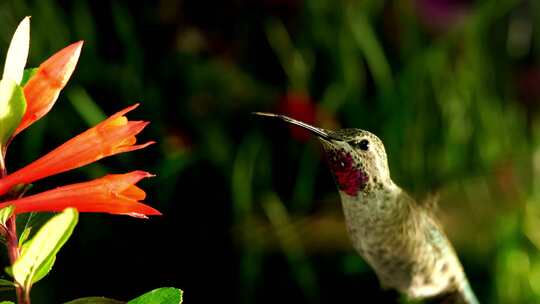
left=7, top=215, right=27, bottom=304
left=0, top=147, right=7, bottom=177
left=6, top=215, right=19, bottom=262
left=0, top=148, right=28, bottom=304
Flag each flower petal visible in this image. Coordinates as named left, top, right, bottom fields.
left=14, top=41, right=83, bottom=136
left=0, top=171, right=160, bottom=218
left=0, top=104, right=153, bottom=195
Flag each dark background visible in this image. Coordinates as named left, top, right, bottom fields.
left=1, top=0, right=540, bottom=303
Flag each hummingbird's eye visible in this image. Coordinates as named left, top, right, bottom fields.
left=353, top=139, right=369, bottom=151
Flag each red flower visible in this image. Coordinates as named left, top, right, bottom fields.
left=0, top=38, right=159, bottom=218
left=415, top=0, right=470, bottom=33
left=277, top=92, right=318, bottom=141
left=0, top=104, right=153, bottom=196
left=14, top=41, right=83, bottom=136
left=0, top=171, right=160, bottom=218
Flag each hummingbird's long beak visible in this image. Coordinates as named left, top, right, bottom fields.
left=253, top=112, right=338, bottom=141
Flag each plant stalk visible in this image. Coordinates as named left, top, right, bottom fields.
left=0, top=147, right=29, bottom=304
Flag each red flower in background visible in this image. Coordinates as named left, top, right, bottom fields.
left=277, top=92, right=319, bottom=141
left=415, top=0, right=470, bottom=33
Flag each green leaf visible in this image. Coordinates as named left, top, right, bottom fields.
left=12, top=208, right=78, bottom=290
left=4, top=266, right=12, bottom=278
left=265, top=18, right=309, bottom=90
left=67, top=86, right=107, bottom=126
left=64, top=297, right=124, bottom=304
left=0, top=78, right=26, bottom=146
left=31, top=254, right=55, bottom=284
left=0, top=301, right=15, bottom=304
left=18, top=226, right=31, bottom=245
left=347, top=9, right=393, bottom=90
left=21, top=68, right=37, bottom=86
left=0, top=205, right=14, bottom=226
left=17, top=211, right=54, bottom=245
left=0, top=281, right=14, bottom=291
left=3, top=17, right=30, bottom=84
left=128, top=287, right=183, bottom=304
left=0, top=279, right=15, bottom=287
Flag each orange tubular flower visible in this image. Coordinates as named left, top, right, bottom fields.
left=0, top=104, right=153, bottom=196
left=0, top=171, right=161, bottom=218
left=14, top=41, right=83, bottom=136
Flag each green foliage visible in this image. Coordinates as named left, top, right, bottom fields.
left=0, top=79, right=26, bottom=147
left=20, top=68, right=37, bottom=86
left=17, top=212, right=55, bottom=249
left=66, top=86, right=106, bottom=126
left=0, top=278, right=15, bottom=292
left=0, top=15, right=30, bottom=147
left=127, top=287, right=183, bottom=304
left=64, top=297, right=124, bottom=304
left=3, top=16, right=29, bottom=84
left=63, top=288, right=184, bottom=304
left=1, top=0, right=540, bottom=303
left=0, top=206, right=14, bottom=226
left=0, top=279, right=15, bottom=287
left=265, top=18, right=310, bottom=90
left=12, top=208, right=78, bottom=290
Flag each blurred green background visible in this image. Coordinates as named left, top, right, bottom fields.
left=0, top=0, right=539, bottom=303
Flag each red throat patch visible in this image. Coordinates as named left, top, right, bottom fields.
left=326, top=150, right=369, bottom=197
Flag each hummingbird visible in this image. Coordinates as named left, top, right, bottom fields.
left=254, top=112, right=479, bottom=304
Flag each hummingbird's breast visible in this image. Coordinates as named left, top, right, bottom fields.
left=339, top=189, right=467, bottom=300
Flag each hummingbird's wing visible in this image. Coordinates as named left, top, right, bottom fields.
left=421, top=192, right=441, bottom=211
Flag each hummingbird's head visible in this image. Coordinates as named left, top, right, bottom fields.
left=254, top=112, right=392, bottom=197
left=319, top=129, right=391, bottom=197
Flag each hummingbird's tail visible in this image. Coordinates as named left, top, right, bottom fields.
left=459, top=281, right=480, bottom=304
left=426, top=280, right=479, bottom=304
